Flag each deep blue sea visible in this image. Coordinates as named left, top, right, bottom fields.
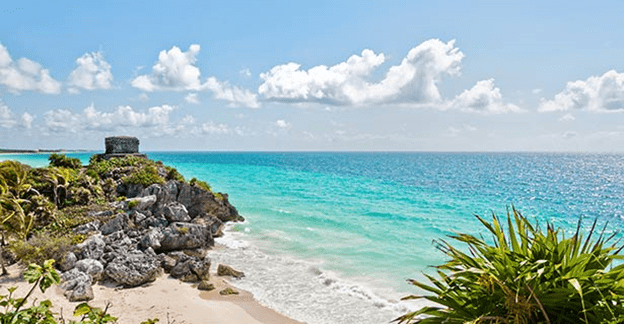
left=3, top=152, right=624, bottom=323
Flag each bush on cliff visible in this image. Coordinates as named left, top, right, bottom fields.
left=396, top=208, right=624, bottom=324
left=49, top=153, right=82, bottom=169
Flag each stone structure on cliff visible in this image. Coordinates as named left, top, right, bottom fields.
left=95, top=136, right=147, bottom=160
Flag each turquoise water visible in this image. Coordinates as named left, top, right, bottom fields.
left=3, top=152, right=624, bottom=323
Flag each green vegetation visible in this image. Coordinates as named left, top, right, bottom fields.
left=121, top=165, right=164, bottom=186
left=214, top=192, right=224, bottom=201
left=48, top=153, right=82, bottom=169
left=396, top=208, right=624, bottom=324
left=127, top=200, right=139, bottom=209
left=0, top=154, right=213, bottom=272
left=189, top=177, right=211, bottom=192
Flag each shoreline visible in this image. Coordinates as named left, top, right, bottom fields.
left=0, top=263, right=304, bottom=324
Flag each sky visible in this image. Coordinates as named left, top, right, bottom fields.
left=1, top=0, right=624, bottom=152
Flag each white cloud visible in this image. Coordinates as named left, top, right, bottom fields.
left=559, top=113, right=575, bottom=122
left=132, top=44, right=258, bottom=108
left=204, top=77, right=259, bottom=108
left=0, top=101, right=16, bottom=128
left=0, top=44, right=61, bottom=94
left=563, top=131, right=578, bottom=139
left=67, top=51, right=113, bottom=93
left=275, top=119, right=292, bottom=129
left=450, top=79, right=523, bottom=114
left=199, top=121, right=230, bottom=135
left=539, top=70, right=624, bottom=112
left=21, top=112, right=34, bottom=129
left=258, top=39, right=464, bottom=106
left=240, top=68, right=251, bottom=77
left=43, top=104, right=190, bottom=136
left=185, top=93, right=199, bottom=104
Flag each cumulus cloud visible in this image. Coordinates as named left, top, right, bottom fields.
left=204, top=77, right=259, bottom=108
left=450, top=79, right=523, bottom=114
left=258, top=39, right=464, bottom=106
left=198, top=121, right=230, bottom=135
left=0, top=44, right=61, bottom=94
left=539, top=70, right=624, bottom=112
left=21, top=112, right=34, bottom=129
left=0, top=101, right=16, bottom=128
left=44, top=104, right=191, bottom=136
left=275, top=119, right=291, bottom=129
left=67, top=52, right=113, bottom=93
left=559, top=113, right=575, bottom=122
left=185, top=93, right=199, bottom=104
left=131, top=44, right=258, bottom=108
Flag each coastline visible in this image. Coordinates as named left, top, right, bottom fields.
left=0, top=263, right=304, bottom=324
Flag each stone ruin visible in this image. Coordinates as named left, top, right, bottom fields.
left=95, top=136, right=147, bottom=160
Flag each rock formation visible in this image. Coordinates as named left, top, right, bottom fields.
left=59, top=177, right=244, bottom=299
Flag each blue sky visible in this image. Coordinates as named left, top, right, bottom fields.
left=1, top=0, right=624, bottom=151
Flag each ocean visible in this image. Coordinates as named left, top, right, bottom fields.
left=3, top=152, right=624, bottom=323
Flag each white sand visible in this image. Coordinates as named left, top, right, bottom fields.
left=0, top=264, right=304, bottom=324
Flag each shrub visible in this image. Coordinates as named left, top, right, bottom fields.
left=8, top=232, right=75, bottom=266
left=49, top=153, right=82, bottom=169
left=122, top=166, right=165, bottom=186
left=396, top=208, right=624, bottom=324
left=128, top=200, right=139, bottom=209
left=164, top=166, right=184, bottom=182
left=189, top=177, right=211, bottom=192
left=214, top=192, right=224, bottom=201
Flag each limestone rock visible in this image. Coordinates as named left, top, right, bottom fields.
left=162, top=202, right=191, bottom=222
left=217, top=264, right=245, bottom=279
left=128, top=195, right=157, bottom=211
left=75, top=258, right=104, bottom=281
left=198, top=281, right=215, bottom=291
left=105, top=251, right=161, bottom=287
left=76, top=234, right=106, bottom=260
left=100, top=213, right=128, bottom=235
left=158, top=222, right=213, bottom=252
left=170, top=258, right=210, bottom=282
left=58, top=252, right=77, bottom=272
left=139, top=228, right=164, bottom=251
left=219, top=288, right=239, bottom=295
left=73, top=220, right=101, bottom=234
left=61, top=269, right=94, bottom=302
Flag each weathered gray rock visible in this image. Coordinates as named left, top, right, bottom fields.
left=130, top=210, right=147, bottom=224
left=198, top=281, right=215, bottom=291
left=58, top=252, right=77, bottom=272
left=139, top=228, right=164, bottom=251
left=104, top=251, right=161, bottom=287
left=73, top=220, right=101, bottom=234
left=162, top=202, right=191, bottom=222
left=88, top=210, right=114, bottom=218
left=158, top=222, right=213, bottom=252
left=140, top=181, right=178, bottom=209
left=61, top=269, right=94, bottom=302
left=159, top=254, right=177, bottom=272
left=170, top=258, right=210, bottom=282
left=177, top=182, right=241, bottom=222
left=75, top=258, right=104, bottom=281
left=128, top=195, right=157, bottom=211
left=194, top=216, right=224, bottom=237
left=217, top=264, right=245, bottom=279
left=117, top=183, right=144, bottom=199
left=140, top=216, right=168, bottom=229
left=76, top=234, right=106, bottom=260
left=100, top=213, right=128, bottom=235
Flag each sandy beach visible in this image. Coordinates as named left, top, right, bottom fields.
left=0, top=264, right=304, bottom=324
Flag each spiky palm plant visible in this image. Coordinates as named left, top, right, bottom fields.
left=396, top=208, right=624, bottom=324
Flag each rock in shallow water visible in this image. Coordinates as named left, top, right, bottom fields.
left=217, top=264, right=245, bottom=279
